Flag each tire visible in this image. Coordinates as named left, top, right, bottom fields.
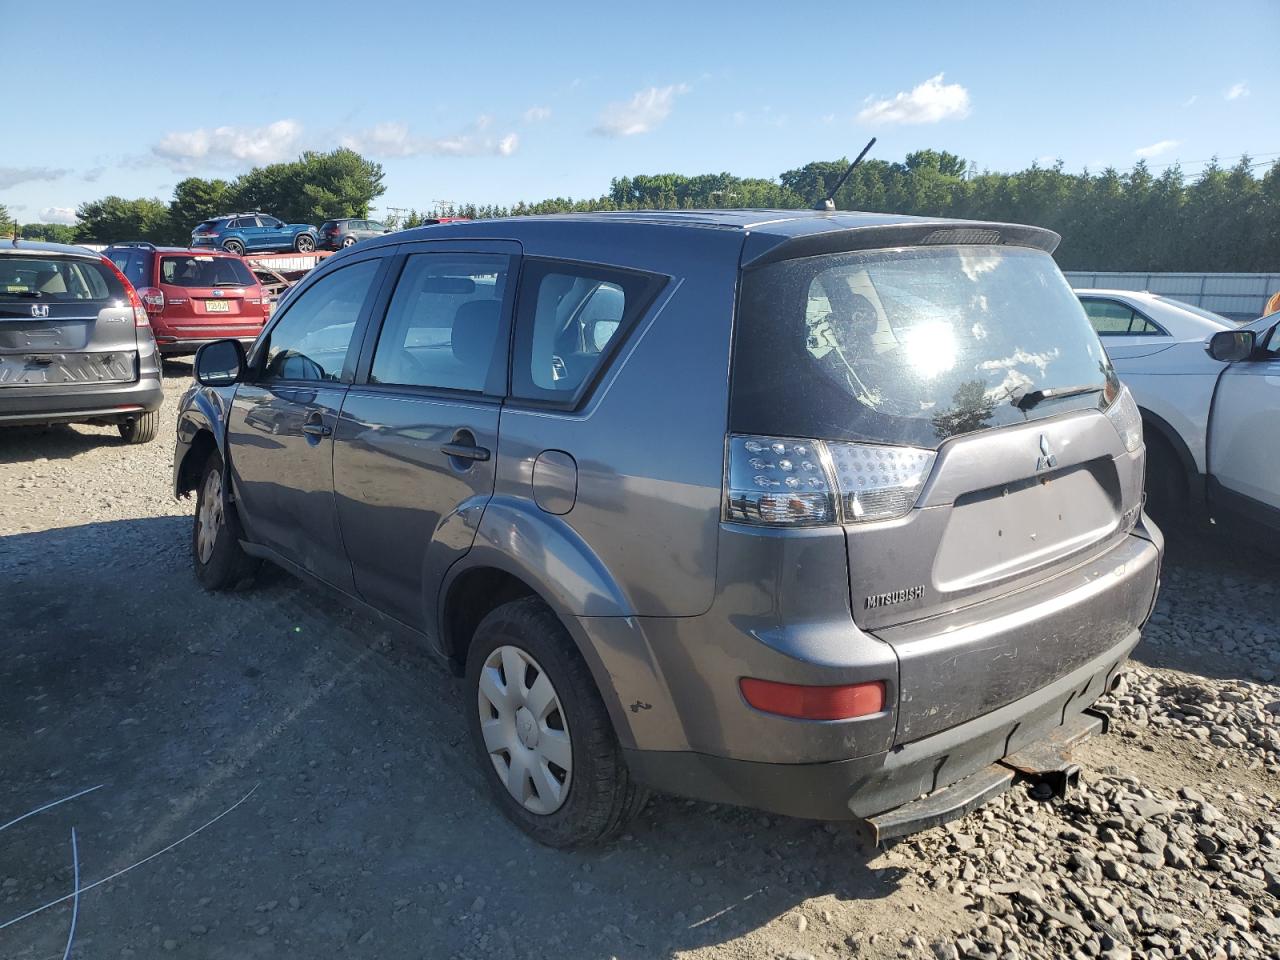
left=192, top=451, right=259, bottom=591
left=118, top=410, right=159, bottom=444
left=341, top=235, right=357, bottom=248
left=222, top=239, right=245, bottom=256
left=1143, top=431, right=1188, bottom=524
left=465, top=597, right=648, bottom=847
left=293, top=233, right=316, bottom=253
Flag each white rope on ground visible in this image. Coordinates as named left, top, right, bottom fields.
left=0, top=785, right=103, bottom=835
left=0, top=784, right=258, bottom=933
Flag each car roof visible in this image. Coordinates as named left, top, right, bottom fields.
left=0, top=238, right=103, bottom=258
left=357, top=208, right=1062, bottom=265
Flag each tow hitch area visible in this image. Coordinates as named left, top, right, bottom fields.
left=857, top=709, right=1108, bottom=847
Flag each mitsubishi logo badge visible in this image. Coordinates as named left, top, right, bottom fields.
left=1036, top=434, right=1058, bottom=472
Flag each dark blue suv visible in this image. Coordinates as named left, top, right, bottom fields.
left=191, top=213, right=319, bottom=256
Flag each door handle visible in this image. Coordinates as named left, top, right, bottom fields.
left=301, top=414, right=332, bottom=438
left=441, top=441, right=490, bottom=462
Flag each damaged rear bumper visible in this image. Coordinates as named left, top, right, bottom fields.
left=624, top=624, right=1139, bottom=826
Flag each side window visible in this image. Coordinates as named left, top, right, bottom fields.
left=370, top=253, right=510, bottom=391
left=260, top=259, right=380, bottom=382
left=1130, top=315, right=1164, bottom=335
left=1082, top=299, right=1136, bottom=336
left=261, top=217, right=282, bottom=229
left=229, top=218, right=249, bottom=229
left=511, top=260, right=662, bottom=403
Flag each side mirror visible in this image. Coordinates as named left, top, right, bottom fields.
left=1206, top=329, right=1255, bottom=363
left=195, top=338, right=247, bottom=386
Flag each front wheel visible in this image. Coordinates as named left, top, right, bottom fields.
left=293, top=233, right=316, bottom=253
left=193, top=452, right=259, bottom=590
left=465, top=598, right=647, bottom=847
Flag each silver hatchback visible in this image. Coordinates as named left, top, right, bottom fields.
left=175, top=210, right=1162, bottom=846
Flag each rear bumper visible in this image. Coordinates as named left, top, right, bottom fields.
left=625, top=625, right=1138, bottom=822
left=0, top=375, right=163, bottom=425
left=155, top=336, right=258, bottom=356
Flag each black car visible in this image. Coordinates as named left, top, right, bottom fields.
left=318, top=218, right=393, bottom=250
left=0, top=240, right=163, bottom=443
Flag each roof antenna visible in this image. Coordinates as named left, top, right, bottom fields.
left=815, top=137, right=876, bottom=212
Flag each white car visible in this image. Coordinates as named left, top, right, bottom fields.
left=1078, top=289, right=1280, bottom=534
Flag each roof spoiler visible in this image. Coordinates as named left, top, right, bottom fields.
left=741, top=221, right=1061, bottom=270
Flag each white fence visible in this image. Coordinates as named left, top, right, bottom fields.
left=1063, top=271, right=1280, bottom=321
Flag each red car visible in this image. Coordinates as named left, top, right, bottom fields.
left=104, top=243, right=270, bottom=355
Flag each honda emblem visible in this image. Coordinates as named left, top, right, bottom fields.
left=31, top=304, right=49, bottom=318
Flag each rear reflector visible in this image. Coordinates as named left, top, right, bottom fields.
left=739, top=677, right=885, bottom=720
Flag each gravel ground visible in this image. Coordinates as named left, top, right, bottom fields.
left=1, top=364, right=1276, bottom=960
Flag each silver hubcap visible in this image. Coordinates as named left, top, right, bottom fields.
left=196, top=468, right=224, bottom=565
left=477, top=645, right=572, bottom=815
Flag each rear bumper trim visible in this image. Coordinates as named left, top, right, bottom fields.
left=860, top=709, right=1103, bottom=845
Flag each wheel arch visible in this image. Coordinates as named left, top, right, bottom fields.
left=173, top=390, right=233, bottom=498
left=1138, top=404, right=1202, bottom=506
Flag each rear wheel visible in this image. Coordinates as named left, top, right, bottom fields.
left=341, top=235, right=357, bottom=248
left=193, top=451, right=258, bottom=590
left=465, top=598, right=647, bottom=847
left=294, top=233, right=316, bottom=253
left=222, top=239, right=245, bottom=256
left=118, top=410, right=159, bottom=444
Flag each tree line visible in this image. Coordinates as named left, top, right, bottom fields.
left=4, top=148, right=1278, bottom=272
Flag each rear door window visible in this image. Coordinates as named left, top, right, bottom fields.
left=258, top=259, right=380, bottom=382
left=370, top=253, right=510, bottom=392
left=510, top=260, right=663, bottom=404
left=1082, top=299, right=1164, bottom=336
left=732, top=246, right=1117, bottom=448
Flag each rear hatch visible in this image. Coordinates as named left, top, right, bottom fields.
left=156, top=253, right=267, bottom=336
left=0, top=252, right=138, bottom=387
left=731, top=238, right=1147, bottom=742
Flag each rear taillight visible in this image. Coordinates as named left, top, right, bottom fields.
left=724, top=435, right=936, bottom=527
left=138, top=286, right=165, bottom=316
left=100, top=256, right=150, bottom=327
left=739, top=678, right=886, bottom=720
left=1104, top=385, right=1143, bottom=453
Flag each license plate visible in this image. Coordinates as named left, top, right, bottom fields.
left=205, top=300, right=231, bottom=313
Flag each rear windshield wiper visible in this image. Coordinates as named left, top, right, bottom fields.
left=4, top=290, right=42, bottom=299
left=1012, top=383, right=1103, bottom=411
left=214, top=281, right=245, bottom=287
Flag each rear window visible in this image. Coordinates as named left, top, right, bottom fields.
left=0, top=255, right=125, bottom=302
left=161, top=255, right=255, bottom=288
left=731, top=245, right=1116, bottom=448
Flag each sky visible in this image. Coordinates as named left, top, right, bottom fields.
left=3, top=0, right=1278, bottom=224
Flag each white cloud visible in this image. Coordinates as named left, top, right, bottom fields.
left=1183, top=95, right=1199, bottom=106
left=0, top=166, right=70, bottom=190
left=40, top=207, right=78, bottom=225
left=152, top=119, right=303, bottom=170
left=1135, top=139, right=1180, bottom=158
left=857, top=73, right=971, bottom=125
left=594, top=84, right=689, bottom=137
left=83, top=166, right=105, bottom=183
left=1225, top=82, right=1249, bottom=101
left=523, top=106, right=551, bottom=123
left=340, top=119, right=519, bottom=158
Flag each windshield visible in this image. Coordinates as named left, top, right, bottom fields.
left=0, top=255, right=125, bottom=302
left=732, top=245, right=1118, bottom=448
left=161, top=255, right=255, bottom=288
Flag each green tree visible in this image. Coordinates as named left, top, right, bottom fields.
left=168, top=177, right=231, bottom=240
left=230, top=148, right=385, bottom=223
left=74, top=196, right=170, bottom=244
left=20, top=223, right=78, bottom=243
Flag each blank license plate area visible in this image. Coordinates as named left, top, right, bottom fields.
left=934, top=465, right=1116, bottom=592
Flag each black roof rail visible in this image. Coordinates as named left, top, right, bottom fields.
left=103, top=241, right=157, bottom=250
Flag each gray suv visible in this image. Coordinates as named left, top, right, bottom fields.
left=1, top=239, right=163, bottom=442
left=174, top=211, right=1162, bottom=846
